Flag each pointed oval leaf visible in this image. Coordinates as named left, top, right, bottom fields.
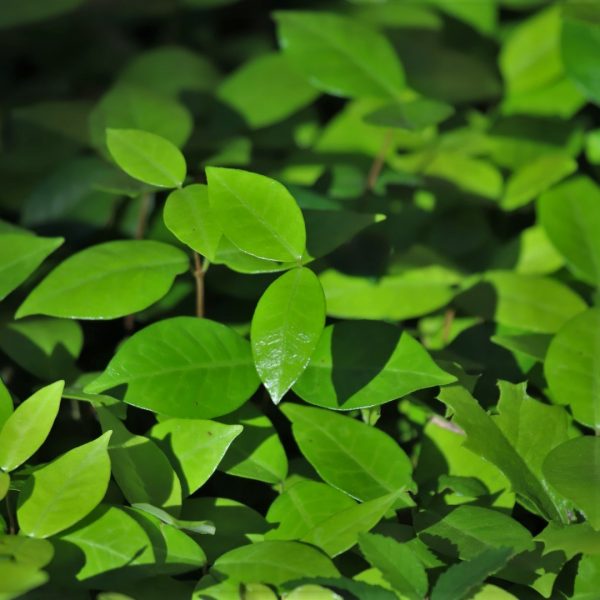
left=0, top=234, right=63, bottom=301
left=16, top=240, right=189, bottom=320
left=545, top=308, right=600, bottom=429
left=206, top=167, right=306, bottom=263
left=86, top=317, right=260, bottom=418
left=150, top=418, right=243, bottom=496
left=251, top=267, right=325, bottom=404
left=106, top=128, right=186, bottom=188
left=293, top=321, right=455, bottom=410
left=17, top=431, right=112, bottom=538
left=543, top=437, right=600, bottom=529
left=275, top=11, right=404, bottom=99
left=281, top=403, right=414, bottom=501
left=0, top=381, right=64, bottom=472
left=212, top=540, right=339, bottom=584
left=164, top=184, right=222, bottom=260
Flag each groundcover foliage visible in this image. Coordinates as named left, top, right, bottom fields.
left=1, top=0, right=600, bottom=598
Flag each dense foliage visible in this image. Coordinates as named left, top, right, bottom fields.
left=1, top=0, right=600, bottom=598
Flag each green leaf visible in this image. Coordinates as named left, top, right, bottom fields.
left=293, top=321, right=455, bottom=410
left=211, top=540, right=339, bottom=584
left=86, top=317, right=259, bottom=418
left=17, top=431, right=112, bottom=538
left=132, top=503, right=215, bottom=535
left=0, top=234, right=63, bottom=301
left=538, top=176, right=600, bottom=286
left=302, top=491, right=404, bottom=557
left=0, top=535, right=54, bottom=568
left=164, top=184, right=222, bottom=260
left=0, top=380, right=64, bottom=472
left=251, top=268, right=325, bottom=404
left=97, top=408, right=183, bottom=513
left=16, top=240, right=189, bottom=320
left=500, top=154, right=577, bottom=210
left=438, top=385, right=563, bottom=521
left=0, top=0, right=84, bottom=29
left=150, top=418, right=243, bottom=496
left=282, top=403, right=414, bottom=501
left=218, top=52, right=319, bottom=128
left=430, top=547, right=514, bottom=600
left=358, top=533, right=428, bottom=600
left=218, top=404, right=288, bottom=484
left=266, top=480, right=356, bottom=540
left=0, top=317, right=83, bottom=381
left=106, top=129, right=186, bottom=188
left=543, top=437, right=600, bottom=529
left=0, top=561, right=48, bottom=599
left=0, top=378, right=12, bottom=431
left=206, top=167, right=306, bottom=263
left=545, top=308, right=600, bottom=429
left=364, top=98, right=454, bottom=130
left=0, top=471, right=9, bottom=500
left=456, top=271, right=587, bottom=333
left=275, top=11, right=404, bottom=99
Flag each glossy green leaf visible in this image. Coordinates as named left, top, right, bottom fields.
left=358, top=533, right=428, bottom=600
left=150, top=418, right=243, bottom=496
left=293, top=321, right=455, bottom=410
left=97, top=408, right=183, bottom=512
left=132, top=503, right=215, bottom=535
left=545, top=308, right=600, bottom=429
left=543, top=437, right=600, bottom=529
left=218, top=404, right=288, bottom=484
left=218, top=53, right=319, bottom=128
left=212, top=540, right=339, bottom=584
left=251, top=267, right=325, bottom=404
left=106, top=129, right=186, bottom=188
left=206, top=167, right=306, bottom=263
left=282, top=403, right=414, bottom=501
left=164, top=184, right=222, bottom=260
left=456, top=271, right=587, bottom=333
left=275, top=11, right=404, bottom=99
left=16, top=240, right=189, bottom=320
left=538, top=176, right=600, bottom=286
left=0, top=234, right=63, bottom=301
left=17, top=432, right=112, bottom=538
left=266, top=480, right=356, bottom=540
left=438, top=386, right=563, bottom=521
left=302, top=491, right=404, bottom=557
left=86, top=317, right=259, bottom=418
left=0, top=380, right=63, bottom=472
left=430, top=547, right=514, bottom=600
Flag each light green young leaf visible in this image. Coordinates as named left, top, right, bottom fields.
left=0, top=380, right=64, bottom=472
left=293, top=321, right=455, bottom=410
left=16, top=240, right=189, bottom=320
left=132, top=503, right=215, bottom=535
left=0, top=561, right=48, bottom=599
left=206, top=167, right=306, bottom=263
left=211, top=540, right=339, bottom=584
left=538, top=176, right=600, bottom=286
left=218, top=52, right=319, bottom=128
left=86, top=317, right=259, bottom=418
left=302, top=491, right=405, bottom=557
left=358, top=533, right=428, bottom=600
left=266, top=480, right=356, bottom=541
left=164, top=184, right=222, bottom=260
left=17, top=431, right=112, bottom=538
left=106, top=129, right=186, bottom=188
left=438, top=386, right=563, bottom=521
left=0, top=535, right=54, bottom=568
left=545, top=308, right=600, bottom=429
left=150, top=418, right=243, bottom=496
left=282, top=403, right=414, bottom=501
left=543, top=437, right=600, bottom=530
left=275, top=11, right=404, bottom=99
left=218, top=404, right=288, bottom=484
left=97, top=408, right=183, bottom=513
left=0, top=234, right=63, bottom=301
left=251, top=267, right=325, bottom=404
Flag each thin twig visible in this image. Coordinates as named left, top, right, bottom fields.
left=193, top=252, right=209, bottom=318
left=430, top=414, right=464, bottom=435
left=366, top=128, right=394, bottom=191
left=442, top=308, right=456, bottom=345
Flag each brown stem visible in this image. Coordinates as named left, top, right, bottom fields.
left=193, top=252, right=208, bottom=318
left=367, top=128, right=394, bottom=191
left=442, top=308, right=456, bottom=345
